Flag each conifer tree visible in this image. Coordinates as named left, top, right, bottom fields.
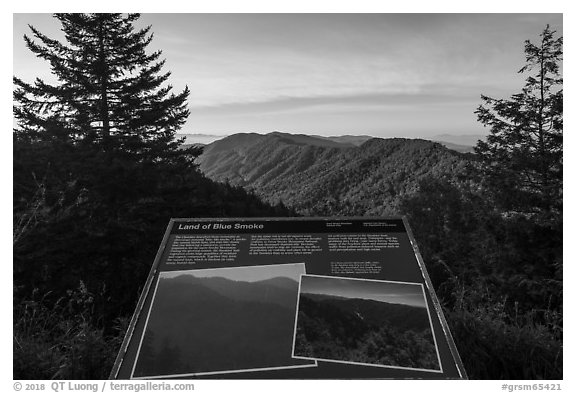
left=475, top=25, right=562, bottom=219
left=13, top=13, right=191, bottom=161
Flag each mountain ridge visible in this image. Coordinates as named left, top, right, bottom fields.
left=180, top=131, right=481, bottom=152
left=162, top=274, right=299, bottom=309
left=196, top=132, right=471, bottom=216
left=135, top=271, right=307, bottom=377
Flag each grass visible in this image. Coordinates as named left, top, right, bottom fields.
left=13, top=285, right=128, bottom=380
left=446, top=284, right=562, bottom=379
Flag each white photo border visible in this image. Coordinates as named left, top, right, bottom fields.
left=291, top=274, right=443, bottom=374
left=130, top=263, right=317, bottom=379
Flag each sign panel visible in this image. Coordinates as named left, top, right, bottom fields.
left=111, top=217, right=466, bottom=379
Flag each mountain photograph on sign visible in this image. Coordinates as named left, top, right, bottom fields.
left=132, top=263, right=313, bottom=378
left=293, top=275, right=440, bottom=371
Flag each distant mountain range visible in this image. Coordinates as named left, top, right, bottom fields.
left=172, top=274, right=300, bottom=309
left=430, top=134, right=485, bottom=153
left=133, top=273, right=308, bottom=377
left=179, top=132, right=484, bottom=153
left=312, top=134, right=374, bottom=147
left=432, top=133, right=485, bottom=147
left=176, top=133, right=228, bottom=145
left=195, top=132, right=472, bottom=216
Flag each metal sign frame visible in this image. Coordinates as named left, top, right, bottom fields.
left=110, top=216, right=467, bottom=379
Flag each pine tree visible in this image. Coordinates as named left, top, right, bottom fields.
left=12, top=13, right=198, bottom=316
left=13, top=13, right=191, bottom=161
left=474, top=25, right=562, bottom=219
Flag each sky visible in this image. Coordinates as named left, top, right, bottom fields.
left=12, top=13, right=562, bottom=139
left=163, top=263, right=305, bottom=282
left=300, top=275, right=427, bottom=308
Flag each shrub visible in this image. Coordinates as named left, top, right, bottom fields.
left=13, top=284, right=128, bottom=379
left=446, top=286, right=562, bottom=379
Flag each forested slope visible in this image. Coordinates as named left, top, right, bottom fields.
left=198, top=133, right=470, bottom=215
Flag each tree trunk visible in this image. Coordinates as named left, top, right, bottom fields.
left=538, top=39, right=550, bottom=212
left=98, top=18, right=111, bottom=149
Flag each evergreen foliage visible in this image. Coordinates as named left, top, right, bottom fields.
left=13, top=13, right=191, bottom=161
left=474, top=25, right=563, bottom=219
left=294, top=295, right=439, bottom=370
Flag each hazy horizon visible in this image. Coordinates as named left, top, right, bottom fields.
left=300, top=275, right=427, bottom=308
left=13, top=13, right=562, bottom=139
left=175, top=130, right=486, bottom=147
left=162, top=264, right=304, bottom=283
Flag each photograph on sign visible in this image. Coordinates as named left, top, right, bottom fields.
left=132, top=263, right=316, bottom=378
left=293, top=275, right=442, bottom=372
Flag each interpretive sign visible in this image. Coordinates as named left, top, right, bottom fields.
left=110, top=217, right=467, bottom=379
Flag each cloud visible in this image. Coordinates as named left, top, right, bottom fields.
left=14, top=13, right=562, bottom=137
